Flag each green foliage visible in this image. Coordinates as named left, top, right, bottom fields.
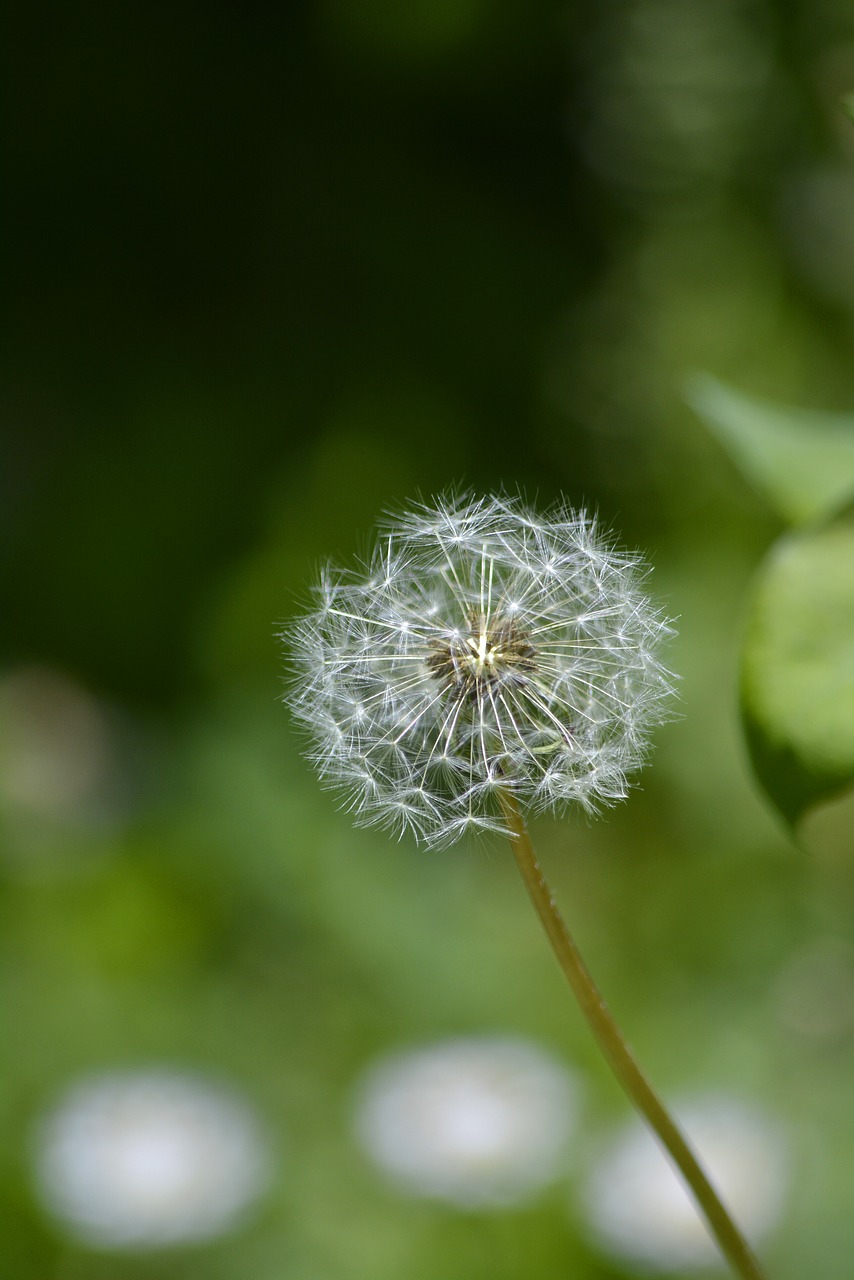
left=688, top=376, right=854, bottom=828
left=9, top=3, right=854, bottom=1274
left=742, top=505, right=854, bottom=826
left=686, top=374, right=854, bottom=526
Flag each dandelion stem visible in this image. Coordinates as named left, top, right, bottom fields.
left=498, top=789, right=769, bottom=1280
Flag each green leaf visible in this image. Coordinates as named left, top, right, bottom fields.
left=741, top=504, right=854, bottom=827
left=686, top=373, right=854, bottom=525
left=842, top=93, right=854, bottom=124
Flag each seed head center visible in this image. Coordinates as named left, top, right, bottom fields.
left=466, top=628, right=498, bottom=676
left=428, top=614, right=537, bottom=699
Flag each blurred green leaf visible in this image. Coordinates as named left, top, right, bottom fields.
left=841, top=93, right=854, bottom=124
left=741, top=502, right=854, bottom=827
left=686, top=374, right=854, bottom=525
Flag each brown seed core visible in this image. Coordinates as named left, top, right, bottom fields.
left=427, top=613, right=536, bottom=702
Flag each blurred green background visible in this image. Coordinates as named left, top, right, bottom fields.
left=4, top=2, right=854, bottom=1276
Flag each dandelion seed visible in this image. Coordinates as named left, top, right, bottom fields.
left=285, top=492, right=674, bottom=847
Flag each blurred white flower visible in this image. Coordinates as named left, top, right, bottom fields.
left=31, top=1069, right=273, bottom=1249
left=286, top=492, right=674, bottom=847
left=0, top=666, right=126, bottom=839
left=581, top=1094, right=789, bottom=1272
left=353, top=1035, right=579, bottom=1207
left=773, top=935, right=854, bottom=1042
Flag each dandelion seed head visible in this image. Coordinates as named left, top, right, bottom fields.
left=286, top=492, right=675, bottom=847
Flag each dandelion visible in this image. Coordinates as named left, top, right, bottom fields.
left=353, top=1035, right=579, bottom=1208
left=285, top=492, right=769, bottom=1280
left=31, top=1069, right=273, bottom=1249
left=287, top=492, right=673, bottom=847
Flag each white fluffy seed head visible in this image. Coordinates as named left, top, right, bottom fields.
left=284, top=492, right=675, bottom=848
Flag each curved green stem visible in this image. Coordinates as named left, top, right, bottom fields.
left=498, top=790, right=769, bottom=1280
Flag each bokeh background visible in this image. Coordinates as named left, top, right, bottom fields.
left=5, top=2, right=854, bottom=1276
